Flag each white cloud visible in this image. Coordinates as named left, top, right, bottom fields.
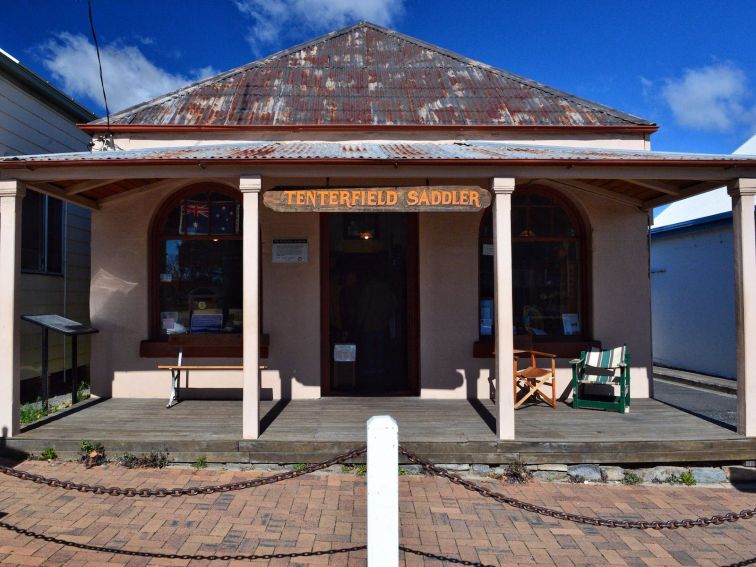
left=660, top=63, right=756, bottom=132
left=234, top=0, right=404, bottom=55
left=40, top=33, right=218, bottom=114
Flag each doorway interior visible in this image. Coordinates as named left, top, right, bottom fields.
left=321, top=212, right=418, bottom=395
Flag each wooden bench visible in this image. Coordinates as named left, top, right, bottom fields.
left=158, top=335, right=267, bottom=408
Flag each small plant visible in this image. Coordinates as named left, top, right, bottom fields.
left=192, top=455, right=208, bottom=470
left=503, top=459, right=532, bottom=484
left=38, top=447, right=57, bottom=461
left=398, top=467, right=408, bottom=476
left=679, top=470, right=696, bottom=486
left=80, top=440, right=105, bottom=468
left=354, top=464, right=367, bottom=476
left=118, top=451, right=169, bottom=469
left=341, top=464, right=352, bottom=473
left=621, top=471, right=642, bottom=485
left=76, top=380, right=91, bottom=401
left=291, top=463, right=307, bottom=472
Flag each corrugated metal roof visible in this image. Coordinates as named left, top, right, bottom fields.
left=87, top=22, right=653, bottom=129
left=3, top=141, right=756, bottom=166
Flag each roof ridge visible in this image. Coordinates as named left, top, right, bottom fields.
left=93, top=21, right=653, bottom=128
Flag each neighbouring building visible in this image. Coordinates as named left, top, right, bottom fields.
left=651, top=135, right=756, bottom=379
left=1, top=22, right=756, bottom=441
left=0, top=49, right=95, bottom=401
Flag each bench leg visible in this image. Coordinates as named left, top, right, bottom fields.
left=167, top=369, right=180, bottom=408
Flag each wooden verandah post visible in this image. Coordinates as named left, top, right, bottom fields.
left=729, top=178, right=756, bottom=438
left=0, top=179, right=25, bottom=438
left=492, top=177, right=515, bottom=440
left=240, top=175, right=261, bottom=439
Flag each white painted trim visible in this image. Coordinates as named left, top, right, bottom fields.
left=367, top=415, right=398, bottom=567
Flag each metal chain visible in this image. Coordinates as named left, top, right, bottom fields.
left=398, top=446, right=756, bottom=530
left=0, top=446, right=366, bottom=497
left=0, top=520, right=364, bottom=561
left=401, top=545, right=496, bottom=566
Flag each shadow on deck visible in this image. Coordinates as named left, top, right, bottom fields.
left=4, top=397, right=755, bottom=465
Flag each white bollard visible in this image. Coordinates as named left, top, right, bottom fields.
left=367, top=415, right=398, bottom=567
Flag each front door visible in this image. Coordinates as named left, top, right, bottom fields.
left=321, top=213, right=418, bottom=395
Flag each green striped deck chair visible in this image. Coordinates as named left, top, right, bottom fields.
left=570, top=345, right=630, bottom=413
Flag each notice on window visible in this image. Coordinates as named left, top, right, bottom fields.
left=272, top=239, right=308, bottom=263
left=482, top=243, right=494, bottom=257
left=334, top=343, right=357, bottom=362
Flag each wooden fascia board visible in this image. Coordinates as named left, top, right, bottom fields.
left=4, top=164, right=756, bottom=183
left=26, top=182, right=100, bottom=210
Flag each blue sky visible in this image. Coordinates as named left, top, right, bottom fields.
left=3, top=0, right=755, bottom=154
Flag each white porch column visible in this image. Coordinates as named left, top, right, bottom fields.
left=729, top=178, right=756, bottom=437
left=240, top=175, right=261, bottom=439
left=0, top=180, right=25, bottom=438
left=492, top=177, right=515, bottom=440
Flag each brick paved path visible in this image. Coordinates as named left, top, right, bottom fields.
left=0, top=461, right=754, bottom=566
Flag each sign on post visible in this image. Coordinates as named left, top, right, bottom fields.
left=367, top=415, right=399, bottom=567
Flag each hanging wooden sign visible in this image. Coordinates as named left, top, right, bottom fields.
left=263, top=186, right=491, bottom=212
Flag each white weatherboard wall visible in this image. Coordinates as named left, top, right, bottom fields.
left=0, top=68, right=93, bottom=389
left=651, top=222, right=736, bottom=378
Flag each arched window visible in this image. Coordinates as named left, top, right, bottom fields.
left=478, top=187, right=588, bottom=342
left=150, top=184, right=243, bottom=338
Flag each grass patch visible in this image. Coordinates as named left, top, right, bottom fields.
left=118, top=451, right=169, bottom=469
left=664, top=470, right=696, bottom=486
left=503, top=459, right=532, bottom=484
left=34, top=447, right=57, bottom=461
left=20, top=400, right=69, bottom=426
left=80, top=440, right=105, bottom=467
left=192, top=455, right=208, bottom=470
left=341, top=464, right=367, bottom=476
left=621, top=471, right=642, bottom=485
left=291, top=463, right=307, bottom=472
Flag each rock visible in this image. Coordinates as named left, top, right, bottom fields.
left=641, top=466, right=687, bottom=483
left=726, top=465, right=756, bottom=484
left=600, top=466, right=625, bottom=482
left=567, top=464, right=602, bottom=482
left=533, top=471, right=569, bottom=482
left=691, top=467, right=727, bottom=484
left=535, top=463, right=568, bottom=472
left=490, top=466, right=506, bottom=477
left=471, top=464, right=491, bottom=475
left=439, top=464, right=469, bottom=471
left=399, top=465, right=423, bottom=475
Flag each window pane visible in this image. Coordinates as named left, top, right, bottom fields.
left=46, top=197, right=63, bottom=274
left=512, top=241, right=580, bottom=336
left=158, top=239, right=243, bottom=335
left=21, top=190, right=44, bottom=271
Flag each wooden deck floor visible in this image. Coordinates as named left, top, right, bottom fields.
left=6, top=397, right=755, bottom=465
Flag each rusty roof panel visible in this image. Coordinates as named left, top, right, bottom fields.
left=88, top=23, right=653, bottom=129
left=3, top=141, right=756, bottom=166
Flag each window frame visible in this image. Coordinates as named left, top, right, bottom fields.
left=21, top=190, right=64, bottom=276
left=149, top=183, right=244, bottom=340
left=477, top=185, right=591, bottom=344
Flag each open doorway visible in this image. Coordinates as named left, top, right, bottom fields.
left=321, top=213, right=418, bottom=395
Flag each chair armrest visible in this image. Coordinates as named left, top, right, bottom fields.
left=517, top=349, right=556, bottom=358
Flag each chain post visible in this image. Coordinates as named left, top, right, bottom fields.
left=367, top=415, right=398, bottom=567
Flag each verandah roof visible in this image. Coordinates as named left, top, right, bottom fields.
left=1, top=140, right=755, bottom=211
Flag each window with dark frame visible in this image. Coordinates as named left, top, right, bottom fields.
left=21, top=190, right=63, bottom=275
left=152, top=186, right=244, bottom=338
left=478, top=188, right=587, bottom=341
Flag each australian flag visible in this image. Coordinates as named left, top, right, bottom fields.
left=211, top=201, right=239, bottom=235
left=180, top=200, right=210, bottom=235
